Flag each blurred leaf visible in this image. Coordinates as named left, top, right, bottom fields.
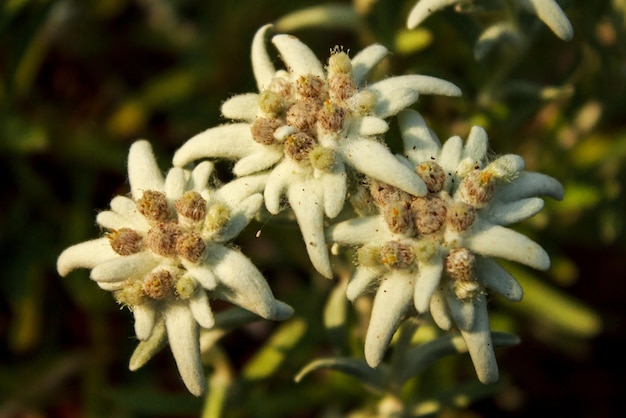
left=0, top=113, right=48, bottom=153
left=242, top=317, right=307, bottom=380
left=274, top=4, right=362, bottom=33
left=295, top=357, right=388, bottom=393
left=411, top=379, right=508, bottom=417
left=129, top=320, right=168, bottom=371
left=396, top=332, right=519, bottom=386
left=201, top=346, right=233, bottom=418
left=394, top=28, right=433, bottom=55
left=323, top=278, right=349, bottom=353
left=105, top=387, right=202, bottom=415
left=504, top=265, right=602, bottom=338
left=556, top=181, right=602, bottom=211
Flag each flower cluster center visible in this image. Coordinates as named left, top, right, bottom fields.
left=106, top=190, right=231, bottom=306
left=250, top=50, right=376, bottom=169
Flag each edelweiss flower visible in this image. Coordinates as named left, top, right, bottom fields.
left=407, top=0, right=574, bottom=42
left=57, top=140, right=292, bottom=395
left=327, top=109, right=563, bottom=382
left=173, top=24, right=461, bottom=278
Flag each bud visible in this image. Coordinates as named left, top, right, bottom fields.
left=380, top=241, right=415, bottom=270
left=410, top=196, right=447, bottom=235
left=146, top=222, right=181, bottom=257
left=317, top=100, right=346, bottom=133
left=286, top=99, right=321, bottom=132
left=445, top=248, right=475, bottom=282
left=458, top=170, right=496, bottom=207
left=369, top=179, right=412, bottom=207
left=295, top=74, right=326, bottom=99
left=284, top=132, right=316, bottom=162
left=176, top=232, right=206, bottom=263
left=143, top=269, right=174, bottom=299
left=174, top=191, right=207, bottom=222
left=357, top=245, right=382, bottom=268
left=447, top=202, right=476, bottom=232
left=114, top=280, right=145, bottom=307
left=309, top=145, right=336, bottom=171
left=258, top=90, right=284, bottom=115
left=328, top=50, right=352, bottom=75
left=136, top=190, right=172, bottom=223
left=205, top=202, right=231, bottom=232
left=175, top=276, right=197, bottom=300
left=415, top=160, right=446, bottom=193
left=328, top=72, right=357, bottom=104
left=382, top=202, right=414, bottom=235
left=251, top=117, right=283, bottom=145
left=108, top=228, right=143, bottom=255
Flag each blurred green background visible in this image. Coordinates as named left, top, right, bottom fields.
left=0, top=0, right=623, bottom=417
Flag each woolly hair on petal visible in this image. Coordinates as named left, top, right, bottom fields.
left=429, top=289, right=453, bottom=331
left=164, top=304, right=206, bottom=396
left=476, top=257, right=523, bottom=301
left=96, top=211, right=132, bottom=231
left=364, top=271, right=414, bottom=367
left=398, top=110, right=442, bottom=163
left=271, top=34, right=325, bottom=79
left=251, top=24, right=276, bottom=90
left=185, top=265, right=218, bottom=290
left=446, top=291, right=480, bottom=332
left=321, top=160, right=347, bottom=219
left=128, top=140, right=165, bottom=200
left=372, top=89, right=420, bottom=119
left=459, top=298, right=499, bottom=384
left=207, top=243, right=287, bottom=319
left=133, top=303, right=157, bottom=341
left=164, top=167, right=188, bottom=201
left=286, top=180, right=333, bottom=278
left=232, top=148, right=284, bottom=177
left=189, top=161, right=214, bottom=192
left=462, top=126, right=489, bottom=162
left=437, top=135, right=464, bottom=181
left=217, top=194, right=264, bottom=243
left=212, top=173, right=268, bottom=210
left=264, top=160, right=298, bottom=215
left=57, top=238, right=118, bottom=277
left=413, top=256, right=444, bottom=313
left=484, top=197, right=545, bottom=225
left=346, top=266, right=384, bottom=302
left=350, top=44, right=389, bottom=85
left=356, top=116, right=389, bottom=137
left=90, top=253, right=157, bottom=283
left=221, top=93, right=259, bottom=121
left=340, top=138, right=427, bottom=197
left=173, top=124, right=261, bottom=168
left=188, top=289, right=216, bottom=329
left=496, top=171, right=565, bottom=202
left=369, top=74, right=462, bottom=98
left=462, top=219, right=550, bottom=270
left=326, top=216, right=392, bottom=247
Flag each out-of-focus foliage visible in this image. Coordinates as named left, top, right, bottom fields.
left=0, top=0, right=622, bottom=417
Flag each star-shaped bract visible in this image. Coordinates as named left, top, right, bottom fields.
left=327, top=109, right=563, bottom=382
left=173, top=24, right=461, bottom=278
left=58, top=140, right=292, bottom=395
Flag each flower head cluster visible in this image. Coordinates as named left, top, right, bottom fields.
left=57, top=140, right=292, bottom=395
left=173, top=24, right=461, bottom=278
left=328, top=109, right=564, bottom=382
